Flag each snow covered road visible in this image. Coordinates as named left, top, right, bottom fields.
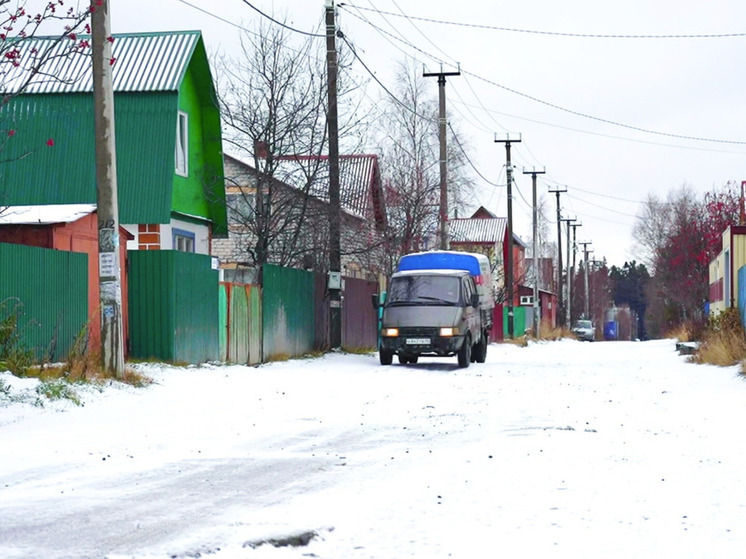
left=1, top=339, right=745, bottom=558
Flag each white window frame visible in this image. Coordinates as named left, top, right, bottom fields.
left=173, top=228, right=195, bottom=253
left=175, top=111, right=188, bottom=177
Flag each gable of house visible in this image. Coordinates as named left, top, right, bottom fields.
left=274, top=154, right=387, bottom=231
left=0, top=31, right=226, bottom=236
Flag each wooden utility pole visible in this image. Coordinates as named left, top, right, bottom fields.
left=423, top=65, right=460, bottom=250
left=570, top=221, right=582, bottom=325
left=560, top=216, right=576, bottom=329
left=91, top=0, right=124, bottom=377
left=548, top=185, right=566, bottom=328
left=579, top=241, right=592, bottom=318
left=325, top=0, right=342, bottom=349
left=523, top=166, right=545, bottom=338
left=495, top=134, right=521, bottom=338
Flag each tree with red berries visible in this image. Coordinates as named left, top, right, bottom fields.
left=0, top=1, right=91, bottom=211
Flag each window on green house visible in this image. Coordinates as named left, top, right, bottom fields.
left=176, top=111, right=188, bottom=177
left=173, top=228, right=195, bottom=252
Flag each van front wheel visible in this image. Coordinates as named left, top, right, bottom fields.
left=473, top=330, right=488, bottom=363
left=380, top=349, right=393, bottom=365
left=457, top=334, right=471, bottom=368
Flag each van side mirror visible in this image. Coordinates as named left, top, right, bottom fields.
left=470, top=293, right=479, bottom=307
left=371, top=293, right=380, bottom=309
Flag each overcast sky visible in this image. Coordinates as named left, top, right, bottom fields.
left=110, top=0, right=746, bottom=267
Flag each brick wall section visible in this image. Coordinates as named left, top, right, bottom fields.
left=138, top=224, right=161, bottom=250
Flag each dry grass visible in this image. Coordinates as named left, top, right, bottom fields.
left=503, top=335, right=529, bottom=347
left=666, top=323, right=694, bottom=342
left=695, top=333, right=746, bottom=367
left=692, top=309, right=746, bottom=368
left=535, top=320, right=576, bottom=341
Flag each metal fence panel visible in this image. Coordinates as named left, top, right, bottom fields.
left=219, top=283, right=228, bottom=361
left=0, top=242, right=88, bottom=360
left=342, top=276, right=378, bottom=349
left=128, top=250, right=218, bottom=363
left=229, top=283, right=250, bottom=364
left=262, top=264, right=314, bottom=360
left=739, top=266, right=746, bottom=328
left=313, top=273, right=329, bottom=350
left=247, top=284, right=262, bottom=365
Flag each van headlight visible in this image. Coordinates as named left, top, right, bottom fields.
left=439, top=327, right=458, bottom=337
left=382, top=328, right=399, bottom=337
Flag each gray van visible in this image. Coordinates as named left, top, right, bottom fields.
left=378, top=268, right=488, bottom=367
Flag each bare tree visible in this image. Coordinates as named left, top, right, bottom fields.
left=213, top=18, right=373, bottom=279
left=377, top=58, right=474, bottom=277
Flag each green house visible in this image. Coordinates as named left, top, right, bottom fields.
left=0, top=30, right=227, bottom=251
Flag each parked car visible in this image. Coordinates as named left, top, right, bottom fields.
left=572, top=319, right=595, bottom=341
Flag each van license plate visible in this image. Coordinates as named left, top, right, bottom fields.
left=406, top=338, right=430, bottom=345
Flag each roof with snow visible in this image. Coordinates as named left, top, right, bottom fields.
left=0, top=204, right=96, bottom=225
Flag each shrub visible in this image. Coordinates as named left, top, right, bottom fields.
left=693, top=309, right=746, bottom=367
left=0, top=298, right=34, bottom=376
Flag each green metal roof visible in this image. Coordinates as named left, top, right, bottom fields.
left=3, top=31, right=202, bottom=94
left=0, top=31, right=227, bottom=234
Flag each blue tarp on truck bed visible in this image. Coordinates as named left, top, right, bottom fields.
left=397, top=251, right=482, bottom=276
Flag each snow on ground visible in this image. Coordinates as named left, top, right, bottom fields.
left=1, top=339, right=746, bottom=558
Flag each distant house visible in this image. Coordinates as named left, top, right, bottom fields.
left=0, top=31, right=227, bottom=253
left=213, top=154, right=387, bottom=282
left=0, top=204, right=132, bottom=355
left=708, top=225, right=746, bottom=319
left=449, top=206, right=528, bottom=305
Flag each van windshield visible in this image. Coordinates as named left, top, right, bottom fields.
left=387, top=275, right=461, bottom=305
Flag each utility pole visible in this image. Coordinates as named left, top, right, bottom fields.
left=325, top=0, right=342, bottom=348
left=579, top=241, right=592, bottom=318
left=560, top=216, right=576, bottom=329
left=92, top=0, right=124, bottom=378
left=548, top=185, right=566, bottom=328
left=423, top=64, right=460, bottom=250
left=495, top=133, right=521, bottom=338
left=523, top=166, right=545, bottom=338
left=570, top=221, right=582, bottom=326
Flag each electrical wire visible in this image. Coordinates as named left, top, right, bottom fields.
left=462, top=69, right=746, bottom=145
left=340, top=2, right=746, bottom=146
left=447, top=122, right=501, bottom=187
left=340, top=4, right=746, bottom=40
left=239, top=0, right=326, bottom=37
left=388, top=0, right=459, bottom=65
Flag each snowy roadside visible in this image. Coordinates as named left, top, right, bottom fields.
left=2, top=339, right=746, bottom=559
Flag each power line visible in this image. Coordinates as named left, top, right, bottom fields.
left=239, top=0, right=325, bottom=37
left=462, top=69, right=746, bottom=145
left=447, top=121, right=501, bottom=187
left=340, top=4, right=746, bottom=39
left=388, top=0, right=459, bottom=65
left=449, top=97, right=746, bottom=154
left=340, top=3, right=746, bottom=146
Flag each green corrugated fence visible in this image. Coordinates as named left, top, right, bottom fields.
left=0, top=242, right=88, bottom=361
left=262, top=264, right=314, bottom=360
left=128, top=250, right=219, bottom=363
